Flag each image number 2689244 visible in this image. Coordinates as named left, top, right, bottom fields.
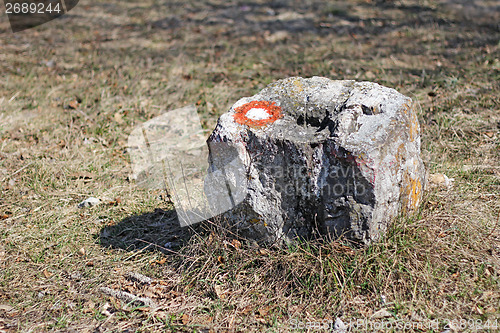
left=4, top=0, right=80, bottom=32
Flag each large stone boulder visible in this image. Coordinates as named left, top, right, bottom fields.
left=206, top=77, right=425, bottom=245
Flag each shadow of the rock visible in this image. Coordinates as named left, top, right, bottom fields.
left=98, top=208, right=206, bottom=254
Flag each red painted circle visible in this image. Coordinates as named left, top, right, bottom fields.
left=233, top=101, right=283, bottom=128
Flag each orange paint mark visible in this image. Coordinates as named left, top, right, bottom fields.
left=233, top=101, right=283, bottom=129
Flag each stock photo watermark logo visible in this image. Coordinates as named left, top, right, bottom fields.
left=127, top=105, right=372, bottom=228
left=3, top=0, right=79, bottom=32
left=127, top=105, right=248, bottom=228
left=288, top=318, right=441, bottom=331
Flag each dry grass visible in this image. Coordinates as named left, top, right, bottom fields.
left=0, top=0, right=499, bottom=331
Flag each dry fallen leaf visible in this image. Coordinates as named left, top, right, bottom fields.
left=68, top=100, right=80, bottom=109
left=258, top=305, right=273, bottom=317
left=485, top=306, right=496, bottom=313
left=83, top=301, right=95, bottom=313
left=231, top=239, right=242, bottom=249
left=150, top=257, right=167, bottom=267
left=214, top=285, right=226, bottom=299
left=483, top=131, right=495, bottom=138
left=107, top=198, right=121, bottom=206
left=240, top=305, right=253, bottom=315
left=43, top=269, right=53, bottom=278
left=124, top=285, right=135, bottom=293
left=332, top=241, right=355, bottom=255
left=197, top=315, right=213, bottom=324
left=0, top=212, right=12, bottom=220
left=182, top=313, right=190, bottom=325
left=258, top=248, right=271, bottom=256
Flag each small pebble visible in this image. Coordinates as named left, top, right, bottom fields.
left=78, top=197, right=101, bottom=208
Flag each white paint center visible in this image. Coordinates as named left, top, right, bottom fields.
left=245, top=108, right=271, bottom=120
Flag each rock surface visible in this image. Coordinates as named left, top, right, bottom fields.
left=206, top=77, right=425, bottom=245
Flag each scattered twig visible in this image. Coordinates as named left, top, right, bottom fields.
left=8, top=91, right=20, bottom=103
left=99, top=287, right=155, bottom=307
left=125, top=271, right=153, bottom=285
left=0, top=161, right=35, bottom=182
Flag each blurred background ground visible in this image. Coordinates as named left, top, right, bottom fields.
left=0, top=0, right=498, bottom=331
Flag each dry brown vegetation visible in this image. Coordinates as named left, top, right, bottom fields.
left=0, top=0, right=499, bottom=331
